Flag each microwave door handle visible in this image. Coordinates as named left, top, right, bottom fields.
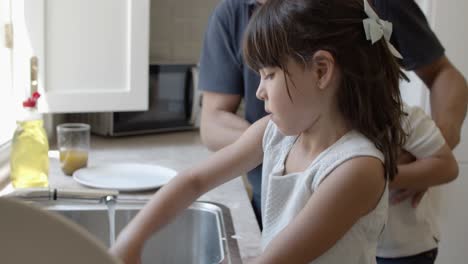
left=188, top=67, right=201, bottom=126
left=184, top=67, right=194, bottom=121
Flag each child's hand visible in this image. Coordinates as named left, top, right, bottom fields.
left=390, top=188, right=427, bottom=208
left=109, top=245, right=142, bottom=264
left=410, top=190, right=427, bottom=208
left=397, top=149, right=416, bottom=164
left=109, top=232, right=143, bottom=264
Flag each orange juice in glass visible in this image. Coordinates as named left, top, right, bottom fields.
left=57, top=123, right=90, bottom=176
left=59, top=149, right=88, bottom=175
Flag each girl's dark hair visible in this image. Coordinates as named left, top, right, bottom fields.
left=243, top=0, right=407, bottom=180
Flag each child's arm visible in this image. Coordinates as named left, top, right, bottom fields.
left=253, top=157, right=386, bottom=264
left=390, top=106, right=458, bottom=190
left=390, top=144, right=458, bottom=190
left=110, top=115, right=270, bottom=264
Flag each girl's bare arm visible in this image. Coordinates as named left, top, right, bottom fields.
left=110, top=115, right=270, bottom=263
left=391, top=106, right=459, bottom=190
left=254, top=157, right=386, bottom=264
left=391, top=144, right=458, bottom=190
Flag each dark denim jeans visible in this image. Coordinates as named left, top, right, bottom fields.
left=248, top=165, right=263, bottom=230
left=251, top=190, right=262, bottom=230
left=377, top=249, right=438, bottom=264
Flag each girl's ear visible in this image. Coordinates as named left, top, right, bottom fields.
left=311, top=50, right=335, bottom=90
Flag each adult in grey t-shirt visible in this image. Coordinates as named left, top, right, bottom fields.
left=197, top=0, right=466, bottom=228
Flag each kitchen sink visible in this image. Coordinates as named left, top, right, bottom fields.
left=38, top=201, right=241, bottom=264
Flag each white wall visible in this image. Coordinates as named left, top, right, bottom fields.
left=430, top=1, right=468, bottom=263
left=399, top=1, right=468, bottom=263
left=149, top=0, right=219, bottom=64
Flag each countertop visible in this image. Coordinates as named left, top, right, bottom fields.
left=0, top=131, right=261, bottom=262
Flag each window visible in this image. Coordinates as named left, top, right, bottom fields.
left=0, top=0, right=14, bottom=184
left=0, top=0, right=16, bottom=147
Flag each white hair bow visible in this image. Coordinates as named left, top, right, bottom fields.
left=362, top=0, right=403, bottom=59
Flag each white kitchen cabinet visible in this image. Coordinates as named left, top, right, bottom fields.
left=11, top=0, right=149, bottom=113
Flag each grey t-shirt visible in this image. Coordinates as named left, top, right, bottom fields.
left=371, top=0, right=445, bottom=70
left=198, top=0, right=265, bottom=222
left=198, top=0, right=445, bottom=221
left=199, top=0, right=264, bottom=124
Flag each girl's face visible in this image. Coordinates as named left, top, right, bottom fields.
left=256, top=59, right=326, bottom=135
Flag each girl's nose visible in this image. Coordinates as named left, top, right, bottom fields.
left=256, top=83, right=266, bottom=101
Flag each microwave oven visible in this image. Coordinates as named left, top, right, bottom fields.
left=88, top=64, right=202, bottom=136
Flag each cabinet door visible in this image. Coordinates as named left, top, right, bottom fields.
left=12, top=0, right=149, bottom=113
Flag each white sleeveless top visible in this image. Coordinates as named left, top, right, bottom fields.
left=261, top=121, right=388, bottom=264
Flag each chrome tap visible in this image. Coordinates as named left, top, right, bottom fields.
left=5, top=187, right=119, bottom=203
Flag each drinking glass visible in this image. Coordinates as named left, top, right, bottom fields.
left=57, top=123, right=90, bottom=176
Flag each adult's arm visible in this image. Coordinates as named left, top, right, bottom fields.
left=374, top=0, right=468, bottom=148
left=200, top=91, right=251, bottom=151
left=197, top=1, right=252, bottom=150
left=416, top=56, right=468, bottom=148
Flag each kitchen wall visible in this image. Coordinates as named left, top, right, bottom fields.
left=430, top=1, right=468, bottom=263
left=149, top=0, right=219, bottom=64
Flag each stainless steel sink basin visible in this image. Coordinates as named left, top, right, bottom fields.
left=38, top=201, right=241, bottom=264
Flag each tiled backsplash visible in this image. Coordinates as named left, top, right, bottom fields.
left=149, top=0, right=220, bottom=64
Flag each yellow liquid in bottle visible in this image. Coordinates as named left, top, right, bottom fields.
left=59, top=149, right=88, bottom=176
left=10, top=119, right=49, bottom=188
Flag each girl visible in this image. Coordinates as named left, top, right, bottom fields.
left=110, top=0, right=406, bottom=263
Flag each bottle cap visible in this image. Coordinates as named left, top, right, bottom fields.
left=22, top=92, right=41, bottom=108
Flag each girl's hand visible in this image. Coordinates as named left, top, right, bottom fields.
left=397, top=149, right=416, bottom=164
left=109, top=245, right=142, bottom=264
left=109, top=233, right=143, bottom=264
left=390, top=188, right=427, bottom=208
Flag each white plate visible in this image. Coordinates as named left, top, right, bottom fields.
left=73, top=163, right=177, bottom=191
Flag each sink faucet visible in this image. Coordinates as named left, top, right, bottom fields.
left=5, top=187, right=119, bottom=203
left=103, top=194, right=117, bottom=205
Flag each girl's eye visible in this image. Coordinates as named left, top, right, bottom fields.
left=264, top=72, right=275, bottom=80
